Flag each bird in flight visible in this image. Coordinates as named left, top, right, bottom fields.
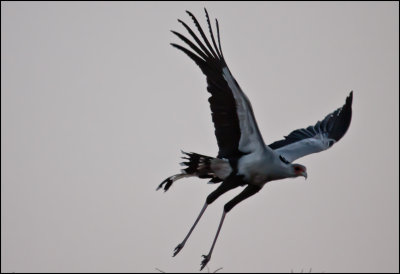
left=158, top=8, right=353, bottom=270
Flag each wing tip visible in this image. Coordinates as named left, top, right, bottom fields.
left=185, top=10, right=194, bottom=17
left=344, top=90, right=353, bottom=111
left=347, top=90, right=353, bottom=104
left=328, top=91, right=353, bottom=142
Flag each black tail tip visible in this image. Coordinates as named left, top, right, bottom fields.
left=157, top=177, right=174, bottom=192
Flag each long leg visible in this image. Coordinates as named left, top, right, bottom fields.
left=200, top=210, right=226, bottom=270
left=200, top=184, right=261, bottom=270
left=173, top=202, right=208, bottom=256
left=173, top=176, right=240, bottom=257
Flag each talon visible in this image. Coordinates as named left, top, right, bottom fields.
left=200, top=254, right=211, bottom=271
left=173, top=243, right=184, bottom=257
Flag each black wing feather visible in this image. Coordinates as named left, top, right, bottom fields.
left=204, top=8, right=222, bottom=59
left=186, top=10, right=219, bottom=59
left=171, top=9, right=244, bottom=159
left=328, top=91, right=353, bottom=141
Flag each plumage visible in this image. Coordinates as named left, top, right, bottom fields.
left=269, top=91, right=353, bottom=162
left=158, top=8, right=353, bottom=270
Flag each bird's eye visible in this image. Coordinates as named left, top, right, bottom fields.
left=294, top=166, right=301, bottom=171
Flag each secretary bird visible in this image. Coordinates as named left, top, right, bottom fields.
left=157, top=9, right=353, bottom=270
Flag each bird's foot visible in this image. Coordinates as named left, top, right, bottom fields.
left=173, top=243, right=185, bottom=257
left=200, top=254, right=211, bottom=271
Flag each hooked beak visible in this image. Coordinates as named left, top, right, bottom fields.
left=301, top=171, right=308, bottom=180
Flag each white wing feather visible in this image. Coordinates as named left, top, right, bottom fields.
left=222, top=67, right=273, bottom=155
left=274, top=133, right=335, bottom=162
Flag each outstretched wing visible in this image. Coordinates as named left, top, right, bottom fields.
left=269, top=91, right=353, bottom=162
left=171, top=9, right=269, bottom=159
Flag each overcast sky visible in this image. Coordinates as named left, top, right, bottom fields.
left=2, top=1, right=399, bottom=273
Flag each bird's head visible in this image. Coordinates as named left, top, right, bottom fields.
left=291, top=164, right=307, bottom=180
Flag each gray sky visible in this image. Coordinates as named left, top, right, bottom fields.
left=1, top=1, right=398, bottom=273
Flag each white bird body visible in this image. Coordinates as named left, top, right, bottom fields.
left=238, top=149, right=277, bottom=186
left=157, top=9, right=353, bottom=270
